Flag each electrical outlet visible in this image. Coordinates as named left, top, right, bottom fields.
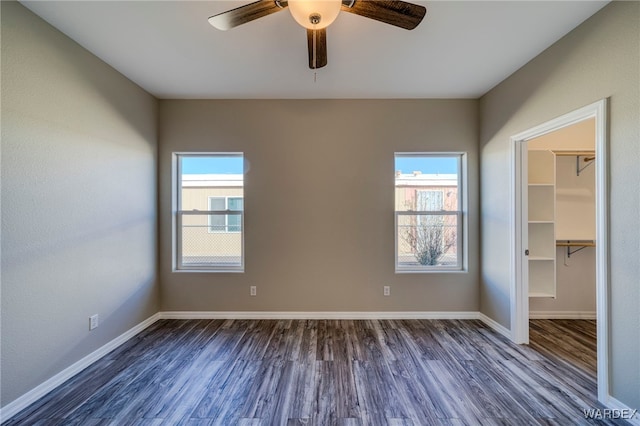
left=383, top=286, right=390, bottom=296
left=250, top=286, right=257, bottom=296
left=89, top=314, right=99, bottom=330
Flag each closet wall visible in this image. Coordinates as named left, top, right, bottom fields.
left=529, top=119, right=596, bottom=316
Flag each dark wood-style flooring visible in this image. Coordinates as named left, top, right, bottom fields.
left=4, top=318, right=616, bottom=425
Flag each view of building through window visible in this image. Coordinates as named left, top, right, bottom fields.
left=176, top=154, right=244, bottom=271
left=395, top=154, right=463, bottom=271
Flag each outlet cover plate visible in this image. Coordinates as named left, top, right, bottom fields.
left=89, top=314, right=99, bottom=330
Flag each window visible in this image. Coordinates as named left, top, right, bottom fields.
left=395, top=153, right=465, bottom=272
left=175, top=153, right=244, bottom=271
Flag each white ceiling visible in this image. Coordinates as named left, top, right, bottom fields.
left=20, top=1, right=609, bottom=99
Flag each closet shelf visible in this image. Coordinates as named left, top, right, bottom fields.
left=556, top=240, right=595, bottom=258
left=556, top=240, right=595, bottom=247
left=552, top=150, right=595, bottom=156
left=530, top=291, right=555, bottom=299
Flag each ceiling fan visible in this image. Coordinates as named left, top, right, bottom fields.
left=208, top=0, right=427, bottom=69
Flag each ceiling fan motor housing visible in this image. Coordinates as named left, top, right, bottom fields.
left=309, top=13, right=322, bottom=25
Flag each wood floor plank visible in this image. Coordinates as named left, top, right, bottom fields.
left=232, top=320, right=277, bottom=361
left=386, top=359, right=441, bottom=423
left=3, top=319, right=614, bottom=426
left=156, top=360, right=231, bottom=424
left=286, top=362, right=317, bottom=421
left=239, top=359, right=287, bottom=421
left=282, top=321, right=305, bottom=362
left=191, top=359, right=256, bottom=420
left=265, top=360, right=297, bottom=424
left=333, top=361, right=360, bottom=419
left=460, top=360, right=540, bottom=424
left=313, top=360, right=337, bottom=425
left=352, top=360, right=381, bottom=425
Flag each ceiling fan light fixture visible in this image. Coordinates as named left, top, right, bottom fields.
left=208, top=0, right=426, bottom=69
left=288, top=0, right=342, bottom=29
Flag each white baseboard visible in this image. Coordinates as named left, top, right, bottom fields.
left=158, top=311, right=481, bottom=320
left=478, top=313, right=513, bottom=340
left=605, top=395, right=640, bottom=425
left=0, top=313, right=161, bottom=422
left=529, top=311, right=597, bottom=319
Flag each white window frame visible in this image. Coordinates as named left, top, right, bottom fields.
left=207, top=196, right=244, bottom=233
left=394, top=152, right=467, bottom=273
left=173, top=152, right=244, bottom=272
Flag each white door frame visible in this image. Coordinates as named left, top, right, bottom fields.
left=510, top=99, right=608, bottom=402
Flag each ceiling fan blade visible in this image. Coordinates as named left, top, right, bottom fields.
left=208, top=0, right=287, bottom=31
left=341, top=0, right=426, bottom=30
left=307, top=28, right=328, bottom=69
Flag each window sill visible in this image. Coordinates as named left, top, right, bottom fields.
left=173, top=268, right=245, bottom=274
left=395, top=268, right=467, bottom=274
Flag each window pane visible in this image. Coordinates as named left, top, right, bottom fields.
left=397, top=213, right=459, bottom=268
left=181, top=213, right=242, bottom=267
left=395, top=156, right=459, bottom=212
left=180, top=156, right=243, bottom=211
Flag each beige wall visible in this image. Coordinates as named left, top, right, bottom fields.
left=1, top=2, right=159, bottom=408
left=159, top=99, right=479, bottom=312
left=528, top=118, right=595, bottom=151
left=479, top=1, right=639, bottom=409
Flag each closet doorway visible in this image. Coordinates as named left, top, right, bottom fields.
left=510, top=99, right=608, bottom=402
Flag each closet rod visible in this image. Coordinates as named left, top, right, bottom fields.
left=552, top=150, right=595, bottom=175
